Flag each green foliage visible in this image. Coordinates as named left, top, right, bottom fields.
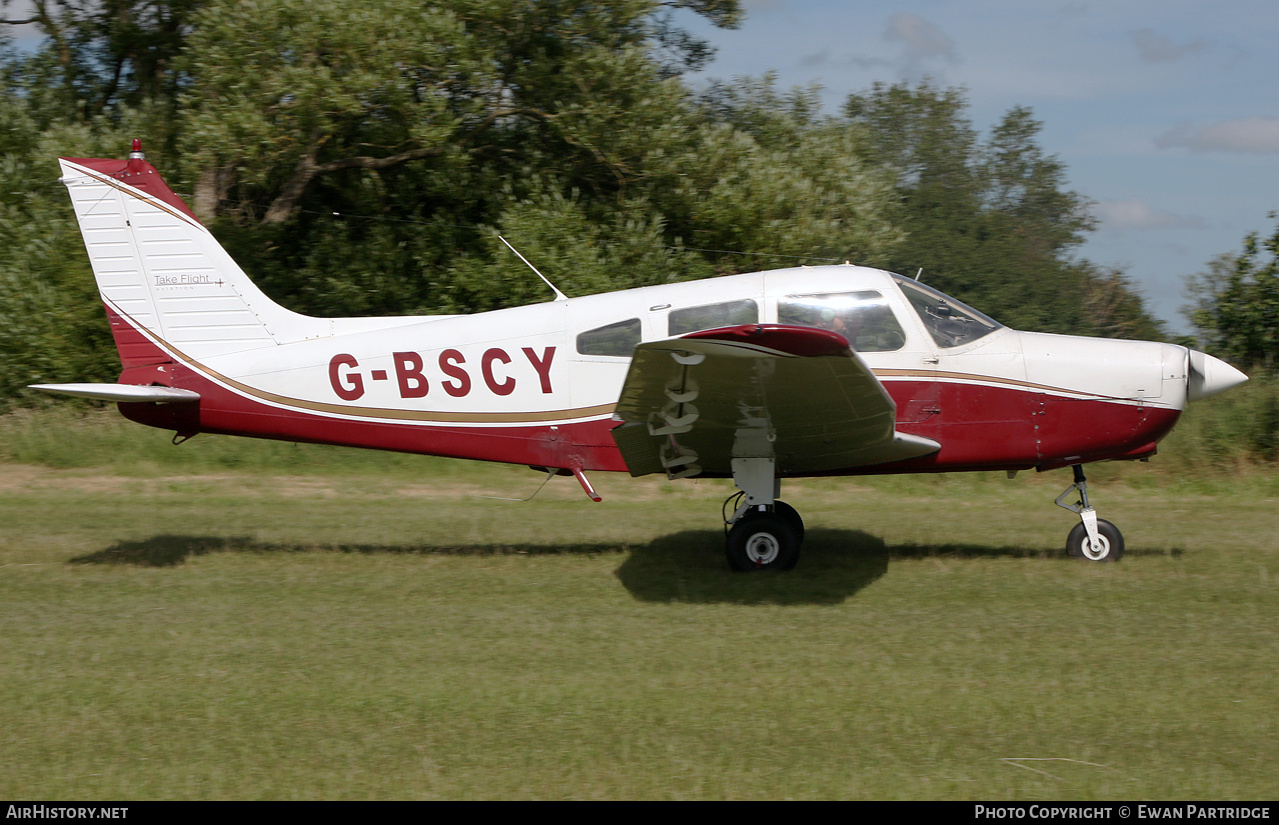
left=0, top=0, right=201, bottom=127
left=677, top=77, right=903, bottom=272
left=165, top=0, right=810, bottom=316
left=1157, top=372, right=1279, bottom=470
left=443, top=189, right=713, bottom=311
left=0, top=102, right=126, bottom=409
left=180, top=0, right=469, bottom=211
left=166, top=3, right=901, bottom=316
left=0, top=3, right=1198, bottom=415
left=0, top=405, right=478, bottom=474
left=1186, top=214, right=1279, bottom=371
left=178, top=0, right=727, bottom=223
left=844, top=81, right=1164, bottom=339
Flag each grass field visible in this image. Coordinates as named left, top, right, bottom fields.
left=1, top=410, right=1276, bottom=799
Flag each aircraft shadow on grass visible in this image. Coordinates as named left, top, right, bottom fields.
left=64, top=529, right=1180, bottom=605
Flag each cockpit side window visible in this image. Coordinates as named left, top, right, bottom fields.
left=893, top=276, right=1002, bottom=348
left=777, top=291, right=906, bottom=352
left=576, top=318, right=641, bottom=357
left=668, top=299, right=758, bottom=336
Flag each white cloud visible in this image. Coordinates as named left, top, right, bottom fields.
left=1131, top=28, right=1205, bottom=62
left=836, top=12, right=960, bottom=83
left=884, top=12, right=958, bottom=80
left=799, top=48, right=830, bottom=68
left=1093, top=198, right=1206, bottom=230
left=1156, top=117, right=1279, bottom=154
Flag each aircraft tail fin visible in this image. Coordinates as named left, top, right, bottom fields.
left=58, top=143, right=324, bottom=368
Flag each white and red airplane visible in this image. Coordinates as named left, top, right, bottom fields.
left=36, top=143, right=1248, bottom=570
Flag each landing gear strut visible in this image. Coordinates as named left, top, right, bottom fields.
left=723, top=457, right=804, bottom=571
left=1055, top=464, right=1125, bottom=562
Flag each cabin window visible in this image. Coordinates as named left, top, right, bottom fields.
left=778, top=291, right=906, bottom=352
left=893, top=276, right=1001, bottom=348
left=576, top=318, right=641, bottom=357
left=668, top=299, right=758, bottom=336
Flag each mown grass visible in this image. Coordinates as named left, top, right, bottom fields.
left=0, top=409, right=1275, bottom=799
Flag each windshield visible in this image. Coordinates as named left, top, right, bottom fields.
left=778, top=291, right=906, bottom=352
left=892, top=276, right=1002, bottom=349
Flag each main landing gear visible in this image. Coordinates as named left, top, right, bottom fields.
left=723, top=457, right=804, bottom=571
left=1055, top=464, right=1125, bottom=562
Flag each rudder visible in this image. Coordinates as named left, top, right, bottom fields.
left=58, top=144, right=323, bottom=367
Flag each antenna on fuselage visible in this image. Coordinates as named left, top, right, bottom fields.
left=498, top=236, right=568, bottom=301
left=915, top=268, right=924, bottom=281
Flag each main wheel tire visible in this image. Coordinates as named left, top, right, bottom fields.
left=726, top=513, right=801, bottom=572
left=772, top=500, right=805, bottom=542
left=1066, top=519, right=1124, bottom=562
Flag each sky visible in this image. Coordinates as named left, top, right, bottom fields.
left=678, top=0, right=1279, bottom=333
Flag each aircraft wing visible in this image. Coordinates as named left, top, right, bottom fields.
left=610, top=324, right=939, bottom=478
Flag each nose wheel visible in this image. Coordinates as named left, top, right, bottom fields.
left=1066, top=518, right=1124, bottom=561
left=1056, top=465, right=1125, bottom=562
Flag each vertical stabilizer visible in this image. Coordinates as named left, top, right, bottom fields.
left=58, top=147, right=324, bottom=366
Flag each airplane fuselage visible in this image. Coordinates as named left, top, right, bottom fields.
left=114, top=266, right=1186, bottom=477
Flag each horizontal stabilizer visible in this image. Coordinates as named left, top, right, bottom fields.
left=30, top=383, right=200, bottom=403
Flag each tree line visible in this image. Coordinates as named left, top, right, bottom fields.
left=0, top=0, right=1268, bottom=409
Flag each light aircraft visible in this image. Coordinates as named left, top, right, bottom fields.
left=36, top=143, right=1249, bottom=570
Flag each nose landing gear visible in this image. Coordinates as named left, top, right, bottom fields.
left=1056, top=465, right=1125, bottom=562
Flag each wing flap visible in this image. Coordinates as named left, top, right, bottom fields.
left=611, top=325, right=938, bottom=477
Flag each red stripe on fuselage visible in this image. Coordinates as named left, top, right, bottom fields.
left=120, top=357, right=630, bottom=471
left=104, top=302, right=171, bottom=368
left=117, top=362, right=1179, bottom=476
left=104, top=307, right=1181, bottom=475
left=876, top=378, right=1180, bottom=473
